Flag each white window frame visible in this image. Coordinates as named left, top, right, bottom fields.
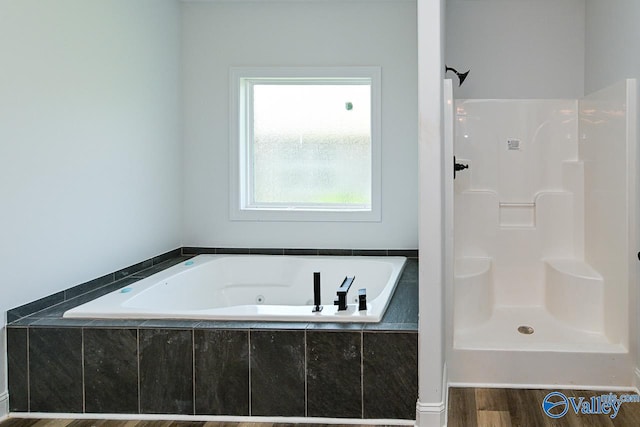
left=229, top=66, right=382, bottom=222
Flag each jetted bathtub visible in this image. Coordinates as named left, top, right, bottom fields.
left=64, top=255, right=407, bottom=322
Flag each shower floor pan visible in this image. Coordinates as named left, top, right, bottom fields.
left=454, top=305, right=626, bottom=353
left=451, top=305, right=632, bottom=388
left=454, top=257, right=624, bottom=353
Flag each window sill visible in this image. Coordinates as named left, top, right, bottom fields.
left=229, top=206, right=381, bottom=222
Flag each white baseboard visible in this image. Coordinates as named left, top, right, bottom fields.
left=415, top=363, right=448, bottom=427
left=0, top=391, right=8, bottom=420
left=415, top=362, right=449, bottom=427
left=415, top=401, right=445, bottom=427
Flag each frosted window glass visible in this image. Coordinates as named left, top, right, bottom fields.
left=251, top=84, right=371, bottom=207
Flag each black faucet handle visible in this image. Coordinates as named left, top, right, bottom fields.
left=358, top=289, right=367, bottom=311
left=334, top=294, right=348, bottom=311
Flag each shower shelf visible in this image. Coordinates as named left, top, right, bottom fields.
left=499, top=202, right=535, bottom=207
left=499, top=202, right=535, bottom=227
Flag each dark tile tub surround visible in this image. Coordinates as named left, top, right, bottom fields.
left=250, top=330, right=306, bottom=416
left=6, top=248, right=419, bottom=420
left=7, top=328, right=28, bottom=412
left=29, top=328, right=83, bottom=413
left=307, top=331, right=362, bottom=418
left=8, top=325, right=418, bottom=419
left=363, top=332, right=419, bottom=419
left=182, top=247, right=419, bottom=258
left=140, top=329, right=194, bottom=415
left=84, top=329, right=138, bottom=414
left=194, top=329, right=249, bottom=415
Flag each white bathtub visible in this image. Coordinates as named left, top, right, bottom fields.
left=64, top=255, right=407, bottom=322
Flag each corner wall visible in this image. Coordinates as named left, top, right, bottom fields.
left=0, top=0, right=182, bottom=414
left=580, top=81, right=635, bottom=347
left=181, top=0, right=418, bottom=249
left=585, top=0, right=640, bottom=390
left=417, top=0, right=447, bottom=425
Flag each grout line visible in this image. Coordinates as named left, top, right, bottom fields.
left=192, top=329, right=196, bottom=415
left=137, top=328, right=141, bottom=414
left=247, top=329, right=252, bottom=416
left=361, top=330, right=364, bottom=418
left=26, top=327, right=30, bottom=413
left=81, top=328, right=86, bottom=413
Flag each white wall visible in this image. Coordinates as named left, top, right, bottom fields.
left=181, top=0, right=418, bottom=249
left=445, top=0, right=585, bottom=99
left=0, top=0, right=182, bottom=412
left=585, top=1, right=640, bottom=94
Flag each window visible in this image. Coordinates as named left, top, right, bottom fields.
left=230, top=67, right=381, bottom=221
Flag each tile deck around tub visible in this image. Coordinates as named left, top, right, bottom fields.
left=6, top=252, right=418, bottom=420
left=6, top=248, right=187, bottom=323
left=7, top=255, right=418, bottom=331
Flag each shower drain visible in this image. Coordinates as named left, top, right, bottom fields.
left=518, top=325, right=534, bottom=335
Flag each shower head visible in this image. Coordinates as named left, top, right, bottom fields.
left=445, top=65, right=470, bottom=87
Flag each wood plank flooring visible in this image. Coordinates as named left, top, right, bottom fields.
left=448, top=387, right=640, bottom=427
left=3, top=387, right=640, bottom=427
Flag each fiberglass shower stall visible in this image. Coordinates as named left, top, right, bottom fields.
left=448, top=80, right=638, bottom=388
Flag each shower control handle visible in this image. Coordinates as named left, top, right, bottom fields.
left=454, top=156, right=469, bottom=179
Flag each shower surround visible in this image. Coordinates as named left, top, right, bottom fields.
left=450, top=80, right=637, bottom=388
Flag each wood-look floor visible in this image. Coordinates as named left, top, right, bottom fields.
left=448, top=387, right=640, bottom=427
left=4, top=387, right=640, bottom=427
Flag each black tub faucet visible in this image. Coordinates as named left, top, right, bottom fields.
left=334, top=276, right=355, bottom=311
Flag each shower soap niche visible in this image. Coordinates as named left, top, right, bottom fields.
left=499, top=202, right=535, bottom=227
left=544, top=258, right=604, bottom=334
